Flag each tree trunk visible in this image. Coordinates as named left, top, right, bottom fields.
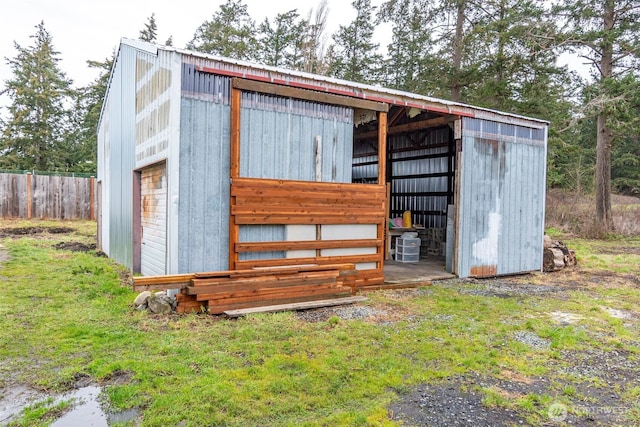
left=596, top=0, right=615, bottom=231
left=450, top=0, right=465, bottom=102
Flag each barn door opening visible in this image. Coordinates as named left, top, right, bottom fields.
left=136, top=162, right=168, bottom=276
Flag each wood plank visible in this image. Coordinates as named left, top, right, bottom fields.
left=233, top=196, right=384, bottom=207
left=206, top=291, right=353, bottom=314
left=231, top=177, right=387, bottom=194
left=193, top=263, right=357, bottom=279
left=355, top=115, right=452, bottom=140
left=191, top=269, right=339, bottom=286
left=229, top=86, right=241, bottom=270
left=235, top=254, right=380, bottom=269
left=223, top=296, right=369, bottom=317
left=134, top=282, right=191, bottom=292
left=232, top=78, right=388, bottom=112
left=378, top=110, right=387, bottom=185
left=188, top=272, right=340, bottom=295
left=230, top=188, right=386, bottom=202
left=234, top=215, right=384, bottom=225
left=232, top=205, right=384, bottom=216
left=236, top=239, right=382, bottom=253
left=196, top=282, right=346, bottom=303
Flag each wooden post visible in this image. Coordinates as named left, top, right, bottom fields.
left=89, top=176, right=95, bottom=220
left=26, top=172, right=32, bottom=220
left=377, top=111, right=388, bottom=269
left=229, top=87, right=242, bottom=270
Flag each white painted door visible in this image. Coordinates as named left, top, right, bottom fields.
left=141, top=163, right=167, bottom=276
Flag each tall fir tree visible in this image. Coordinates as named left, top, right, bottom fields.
left=256, top=10, right=306, bottom=69
left=0, top=22, right=73, bottom=171
left=330, top=0, right=383, bottom=84
left=378, top=0, right=435, bottom=93
left=188, top=0, right=256, bottom=60
left=554, top=0, right=640, bottom=230
left=139, top=13, right=158, bottom=43
left=64, top=54, right=114, bottom=173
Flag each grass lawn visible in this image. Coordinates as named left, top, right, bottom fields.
left=0, top=219, right=639, bottom=426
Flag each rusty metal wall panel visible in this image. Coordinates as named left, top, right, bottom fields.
left=177, top=98, right=230, bottom=273
left=141, top=163, right=167, bottom=275
left=457, top=117, right=547, bottom=278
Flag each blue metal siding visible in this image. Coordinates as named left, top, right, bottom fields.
left=239, top=92, right=353, bottom=182
left=457, top=117, right=546, bottom=277
left=177, top=98, right=230, bottom=273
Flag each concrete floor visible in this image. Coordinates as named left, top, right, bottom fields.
left=383, top=256, right=455, bottom=285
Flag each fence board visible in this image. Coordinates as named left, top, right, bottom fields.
left=0, top=173, right=95, bottom=220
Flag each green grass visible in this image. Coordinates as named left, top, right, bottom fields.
left=1, top=220, right=639, bottom=426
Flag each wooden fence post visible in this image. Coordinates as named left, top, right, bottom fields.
left=90, top=176, right=95, bottom=220
left=26, top=173, right=32, bottom=220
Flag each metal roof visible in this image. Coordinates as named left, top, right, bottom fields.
left=118, top=38, right=549, bottom=129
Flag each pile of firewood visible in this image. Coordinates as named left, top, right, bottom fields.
left=543, top=235, right=577, bottom=272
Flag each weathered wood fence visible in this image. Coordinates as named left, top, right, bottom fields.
left=0, top=172, right=95, bottom=220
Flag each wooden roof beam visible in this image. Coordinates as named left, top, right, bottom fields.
left=355, top=115, right=455, bottom=140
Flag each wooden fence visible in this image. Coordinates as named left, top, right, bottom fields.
left=0, top=172, right=95, bottom=220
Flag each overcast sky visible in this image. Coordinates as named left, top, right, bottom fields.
left=1, top=0, right=588, bottom=112
left=0, top=0, right=385, bottom=105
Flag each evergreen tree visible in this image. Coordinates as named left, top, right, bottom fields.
left=554, top=0, right=640, bottom=230
left=64, top=54, right=114, bottom=173
left=139, top=13, right=158, bottom=43
left=256, top=10, right=306, bottom=69
left=0, top=22, right=73, bottom=171
left=330, top=0, right=383, bottom=84
left=188, top=0, right=256, bottom=60
left=378, top=0, right=435, bottom=93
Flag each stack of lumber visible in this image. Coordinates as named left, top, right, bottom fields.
left=133, top=264, right=358, bottom=314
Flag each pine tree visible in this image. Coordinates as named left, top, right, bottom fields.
left=256, top=10, right=306, bottom=69
left=554, top=0, right=640, bottom=230
left=330, top=0, right=383, bottom=84
left=0, top=22, right=73, bottom=171
left=139, top=13, right=158, bottom=43
left=188, top=0, right=256, bottom=60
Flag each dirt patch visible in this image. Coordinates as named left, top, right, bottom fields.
left=389, top=376, right=528, bottom=426
left=0, top=226, right=74, bottom=236
left=53, top=242, right=96, bottom=252
left=390, top=368, right=637, bottom=426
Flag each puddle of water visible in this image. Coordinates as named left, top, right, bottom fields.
left=0, top=385, right=48, bottom=424
left=50, top=386, right=107, bottom=427
left=0, top=385, right=139, bottom=426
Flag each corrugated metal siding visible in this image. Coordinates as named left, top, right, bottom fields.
left=457, top=117, right=546, bottom=278
left=239, top=92, right=353, bottom=182
left=178, top=97, right=231, bottom=273
left=390, top=129, right=450, bottom=228
left=141, top=163, right=167, bottom=275
left=352, top=128, right=450, bottom=228
left=97, top=45, right=137, bottom=269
